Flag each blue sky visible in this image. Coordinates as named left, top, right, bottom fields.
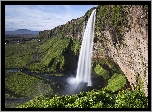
left=5, top=5, right=97, bottom=31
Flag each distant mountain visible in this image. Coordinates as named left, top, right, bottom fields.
left=5, top=29, right=40, bottom=35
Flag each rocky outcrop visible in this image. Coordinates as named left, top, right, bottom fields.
left=93, top=5, right=148, bottom=96
left=39, top=5, right=148, bottom=96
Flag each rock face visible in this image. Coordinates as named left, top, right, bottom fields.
left=39, top=5, right=148, bottom=96
left=93, top=5, right=148, bottom=96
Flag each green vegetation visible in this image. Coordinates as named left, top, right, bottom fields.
left=85, top=7, right=96, bottom=18
left=5, top=5, right=148, bottom=108
left=5, top=36, right=80, bottom=73
left=94, top=64, right=110, bottom=80
left=5, top=71, right=59, bottom=108
left=95, top=5, right=128, bottom=46
left=36, top=37, right=79, bottom=73
left=5, top=102, right=26, bottom=108
left=92, top=57, right=124, bottom=75
left=94, top=62, right=126, bottom=93
left=105, top=73, right=126, bottom=92
left=35, top=37, right=70, bottom=73
left=17, top=87, right=148, bottom=108
left=5, top=43, right=37, bottom=68
left=5, top=72, right=53, bottom=98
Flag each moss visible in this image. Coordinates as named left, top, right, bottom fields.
left=143, top=70, right=146, bottom=77
left=92, top=57, right=123, bottom=75
left=136, top=74, right=145, bottom=93
left=106, top=73, right=126, bottom=92
left=95, top=5, right=129, bottom=46
left=5, top=72, right=53, bottom=98
left=94, top=64, right=110, bottom=80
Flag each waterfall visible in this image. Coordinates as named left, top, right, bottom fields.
left=76, top=9, right=96, bottom=86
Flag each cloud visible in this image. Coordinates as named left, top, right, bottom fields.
left=5, top=5, right=97, bottom=31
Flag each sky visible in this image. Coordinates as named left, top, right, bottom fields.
left=5, top=5, right=97, bottom=31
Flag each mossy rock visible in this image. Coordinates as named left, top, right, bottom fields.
left=105, top=73, right=126, bottom=92
left=94, top=64, right=110, bottom=80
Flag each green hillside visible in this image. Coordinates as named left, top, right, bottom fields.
left=5, top=5, right=148, bottom=108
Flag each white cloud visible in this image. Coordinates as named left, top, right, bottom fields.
left=5, top=5, right=97, bottom=31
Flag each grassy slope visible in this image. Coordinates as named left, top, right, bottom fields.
left=5, top=5, right=148, bottom=108
left=5, top=42, right=36, bottom=68
left=5, top=36, right=81, bottom=108
left=5, top=72, right=53, bottom=98
left=5, top=72, right=55, bottom=108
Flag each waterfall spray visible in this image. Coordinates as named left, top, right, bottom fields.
left=76, top=9, right=96, bottom=86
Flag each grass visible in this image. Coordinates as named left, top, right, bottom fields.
left=94, top=64, right=110, bottom=80
left=5, top=72, right=53, bottom=98
left=5, top=5, right=148, bottom=109
left=5, top=36, right=80, bottom=73
left=16, top=87, right=148, bottom=108
left=105, top=73, right=126, bottom=92
left=5, top=43, right=37, bottom=68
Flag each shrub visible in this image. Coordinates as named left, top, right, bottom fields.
left=114, top=88, right=148, bottom=108
left=5, top=72, right=53, bottom=98
left=106, top=73, right=126, bottom=92
left=94, top=64, right=110, bottom=80
left=17, top=87, right=148, bottom=108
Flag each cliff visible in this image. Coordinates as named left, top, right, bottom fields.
left=39, top=7, right=96, bottom=41
left=39, top=5, right=148, bottom=96
left=94, top=5, right=148, bottom=96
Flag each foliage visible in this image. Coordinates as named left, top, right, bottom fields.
left=92, top=57, right=124, bottom=75
left=71, top=40, right=81, bottom=55
left=94, top=64, right=110, bottom=80
left=5, top=43, right=36, bottom=68
left=36, top=36, right=80, bottom=73
left=106, top=73, right=126, bottom=92
left=5, top=5, right=148, bottom=109
left=85, top=7, right=96, bottom=18
left=5, top=102, right=25, bottom=108
left=95, top=5, right=129, bottom=45
left=114, top=88, right=148, bottom=108
left=5, top=72, right=53, bottom=98
left=17, top=88, right=148, bottom=108
left=5, top=35, right=80, bottom=73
